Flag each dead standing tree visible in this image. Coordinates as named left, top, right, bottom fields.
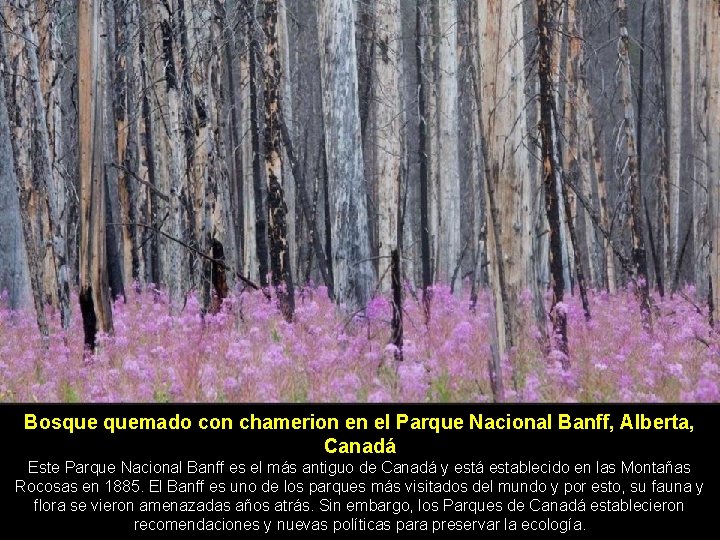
left=0, top=10, right=46, bottom=336
left=537, top=0, right=568, bottom=359
left=374, top=0, right=403, bottom=294
left=263, top=0, right=295, bottom=322
left=416, top=0, right=432, bottom=322
left=317, top=0, right=376, bottom=313
left=618, top=0, right=652, bottom=329
left=78, top=0, right=114, bottom=352
left=475, top=0, right=539, bottom=365
left=390, top=249, right=403, bottom=361
left=247, top=2, right=270, bottom=290
left=709, top=0, right=720, bottom=325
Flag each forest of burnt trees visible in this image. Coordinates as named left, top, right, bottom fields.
left=0, top=0, right=719, bottom=369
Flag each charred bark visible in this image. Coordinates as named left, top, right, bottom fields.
left=317, top=0, right=376, bottom=313
left=537, top=0, right=568, bottom=359
left=248, top=7, right=269, bottom=289
left=263, top=0, right=295, bottom=322
left=417, top=0, right=432, bottom=321
left=390, top=249, right=403, bottom=361
left=618, top=0, right=652, bottom=328
left=209, top=239, right=229, bottom=313
left=78, top=0, right=114, bottom=352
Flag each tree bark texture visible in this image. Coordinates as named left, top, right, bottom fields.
left=264, top=0, right=295, bottom=321
left=708, top=1, right=720, bottom=321
left=618, top=0, right=652, bottom=328
left=476, top=0, right=534, bottom=357
left=317, top=0, right=376, bottom=312
left=78, top=0, right=114, bottom=351
left=436, top=0, right=461, bottom=286
left=0, top=28, right=31, bottom=311
left=663, top=0, right=682, bottom=287
left=374, top=0, right=403, bottom=292
left=537, top=0, right=568, bottom=359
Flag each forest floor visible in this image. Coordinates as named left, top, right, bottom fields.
left=0, top=284, right=718, bottom=403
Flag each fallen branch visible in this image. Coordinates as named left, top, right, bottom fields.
left=111, top=222, right=264, bottom=294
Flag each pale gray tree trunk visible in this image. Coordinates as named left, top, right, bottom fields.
left=165, top=2, right=187, bottom=313
left=2, top=1, right=68, bottom=324
left=476, top=0, right=534, bottom=357
left=584, top=82, right=616, bottom=293
left=141, top=1, right=175, bottom=298
left=240, top=19, right=259, bottom=279
left=183, top=0, right=215, bottom=306
left=427, top=2, right=439, bottom=281
left=21, top=1, right=71, bottom=326
left=37, top=0, right=72, bottom=319
left=469, top=83, right=485, bottom=299
left=708, top=1, right=720, bottom=319
left=373, top=0, right=403, bottom=292
left=317, top=0, right=375, bottom=311
left=115, top=0, right=137, bottom=285
left=692, top=1, right=710, bottom=300
left=436, top=0, right=460, bottom=287
left=664, top=0, right=682, bottom=286
left=211, top=2, right=239, bottom=293
left=618, top=0, right=651, bottom=328
left=3, top=2, right=51, bottom=335
left=564, top=0, right=597, bottom=286
left=137, top=2, right=159, bottom=284
left=0, top=40, right=31, bottom=310
left=278, top=0, right=296, bottom=274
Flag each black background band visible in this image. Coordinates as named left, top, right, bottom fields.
left=1, top=404, right=716, bottom=538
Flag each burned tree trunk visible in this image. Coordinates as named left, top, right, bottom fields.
left=3, top=1, right=69, bottom=330
left=476, top=0, right=535, bottom=358
left=691, top=0, right=710, bottom=300
left=0, top=29, right=31, bottom=311
left=374, top=0, right=403, bottom=293
left=390, top=248, right=403, bottom=361
left=317, top=0, right=376, bottom=313
left=248, top=7, right=270, bottom=289
left=436, top=0, right=461, bottom=286
left=115, top=0, right=138, bottom=286
left=417, top=0, right=432, bottom=320
left=709, top=1, right=720, bottom=323
left=33, top=0, right=71, bottom=326
left=277, top=0, right=296, bottom=272
left=208, top=239, right=229, bottom=314
left=537, top=0, right=568, bottom=359
left=263, top=0, right=295, bottom=322
left=102, top=0, right=126, bottom=304
left=277, top=108, right=333, bottom=295
left=664, top=0, right=682, bottom=288
left=164, top=3, right=188, bottom=313
left=618, top=0, right=652, bottom=328
left=136, top=5, right=160, bottom=285
left=239, top=11, right=257, bottom=279
left=564, top=0, right=598, bottom=288
left=78, top=0, right=114, bottom=352
left=470, top=89, right=508, bottom=399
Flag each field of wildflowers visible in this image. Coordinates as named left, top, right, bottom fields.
left=0, top=284, right=718, bottom=403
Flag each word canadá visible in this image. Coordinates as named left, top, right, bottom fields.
left=323, top=414, right=691, bottom=453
